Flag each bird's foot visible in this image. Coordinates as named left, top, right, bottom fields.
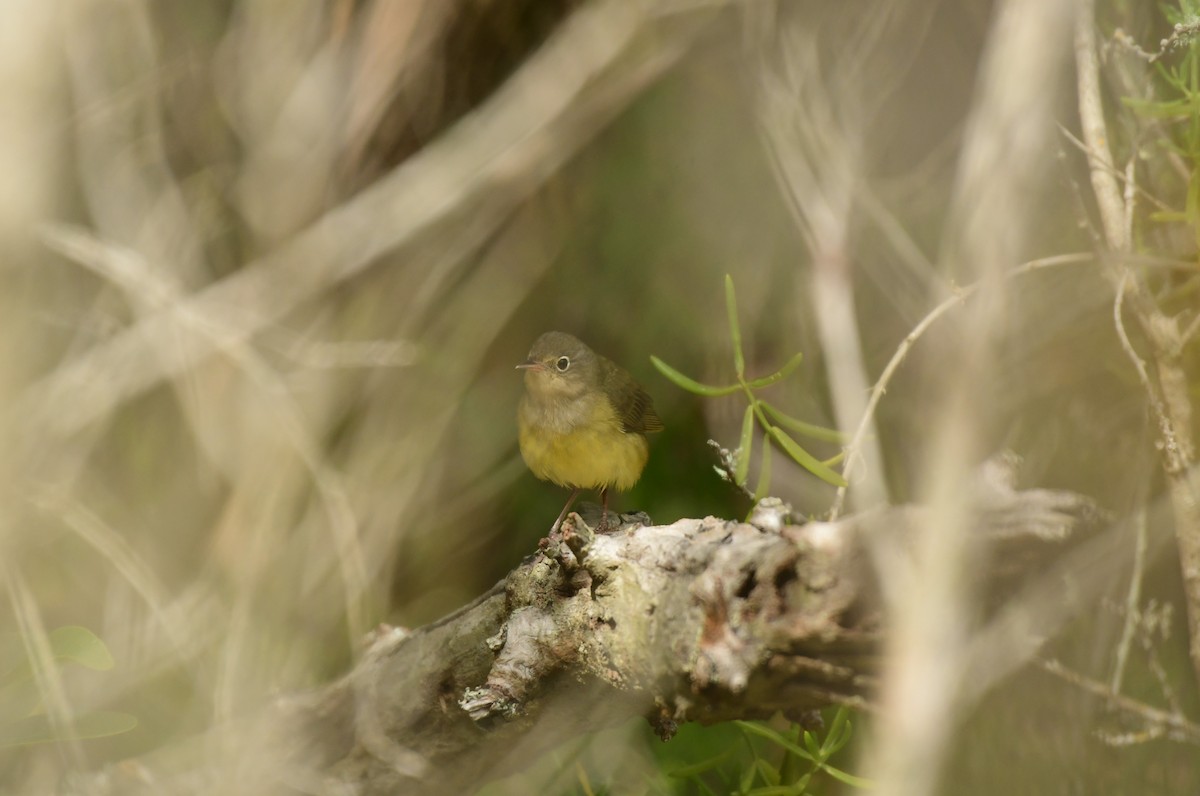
left=540, top=511, right=592, bottom=551
left=593, top=509, right=652, bottom=534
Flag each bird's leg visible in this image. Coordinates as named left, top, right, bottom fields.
left=550, top=487, right=582, bottom=536
left=599, top=488, right=610, bottom=532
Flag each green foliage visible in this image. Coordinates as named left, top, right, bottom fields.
left=663, top=710, right=871, bottom=795
left=1119, top=3, right=1200, bottom=250
left=651, top=275, right=847, bottom=497
left=0, top=625, right=137, bottom=749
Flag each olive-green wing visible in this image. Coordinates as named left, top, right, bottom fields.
left=600, top=356, right=664, bottom=434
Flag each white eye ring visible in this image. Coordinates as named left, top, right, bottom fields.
left=555, top=356, right=570, bottom=372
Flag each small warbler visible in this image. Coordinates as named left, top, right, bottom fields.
left=517, top=331, right=662, bottom=533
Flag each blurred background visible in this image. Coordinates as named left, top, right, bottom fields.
left=1, top=0, right=1198, bottom=793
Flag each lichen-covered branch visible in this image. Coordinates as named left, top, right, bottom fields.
left=81, top=485, right=1101, bottom=796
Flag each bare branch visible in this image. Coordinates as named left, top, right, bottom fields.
left=1075, top=2, right=1129, bottom=252
left=1039, top=659, right=1200, bottom=745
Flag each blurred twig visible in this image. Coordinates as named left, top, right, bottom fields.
left=829, top=252, right=1095, bottom=521
left=1039, top=659, right=1200, bottom=744
left=1111, top=503, right=1150, bottom=693
left=21, top=0, right=718, bottom=442
left=1075, top=0, right=1200, bottom=688
left=38, top=223, right=374, bottom=657
left=1, top=566, right=89, bottom=775
left=754, top=13, right=880, bottom=513
left=863, top=1, right=1078, bottom=794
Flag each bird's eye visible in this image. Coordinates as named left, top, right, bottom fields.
left=555, top=356, right=570, bottom=372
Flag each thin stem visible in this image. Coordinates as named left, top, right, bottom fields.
left=828, top=252, right=1094, bottom=520
left=1039, top=658, right=1200, bottom=744
left=1110, top=503, right=1148, bottom=693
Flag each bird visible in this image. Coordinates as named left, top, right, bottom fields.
left=516, top=331, right=662, bottom=534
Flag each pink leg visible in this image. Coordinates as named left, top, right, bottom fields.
left=550, top=488, right=582, bottom=534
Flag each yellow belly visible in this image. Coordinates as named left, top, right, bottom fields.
left=518, top=406, right=649, bottom=491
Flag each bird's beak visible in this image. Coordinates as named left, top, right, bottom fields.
left=515, top=359, right=544, bottom=371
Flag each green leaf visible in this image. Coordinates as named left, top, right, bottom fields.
left=1159, top=63, right=1186, bottom=90
left=669, top=751, right=734, bottom=778
left=740, top=754, right=759, bottom=792
left=833, top=718, right=854, bottom=754
left=1120, top=95, right=1198, bottom=119
left=802, top=730, right=821, bottom=759
left=734, top=722, right=818, bottom=764
left=835, top=710, right=854, bottom=758
left=752, top=442, right=773, bottom=502
left=0, top=626, right=115, bottom=680
left=767, top=427, right=848, bottom=487
left=48, top=626, right=114, bottom=671
left=1149, top=210, right=1190, bottom=223
left=735, top=405, right=755, bottom=486
left=819, top=764, right=875, bottom=790
left=755, top=758, right=781, bottom=786
left=726, top=275, right=745, bottom=377
left=0, top=710, right=137, bottom=749
left=778, top=726, right=800, bottom=783
left=650, top=356, right=741, bottom=397
left=821, top=709, right=850, bottom=756
left=0, top=627, right=118, bottom=722
left=822, top=450, right=846, bottom=468
left=745, top=787, right=805, bottom=796
left=743, top=353, right=804, bottom=390
left=761, top=402, right=847, bottom=443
